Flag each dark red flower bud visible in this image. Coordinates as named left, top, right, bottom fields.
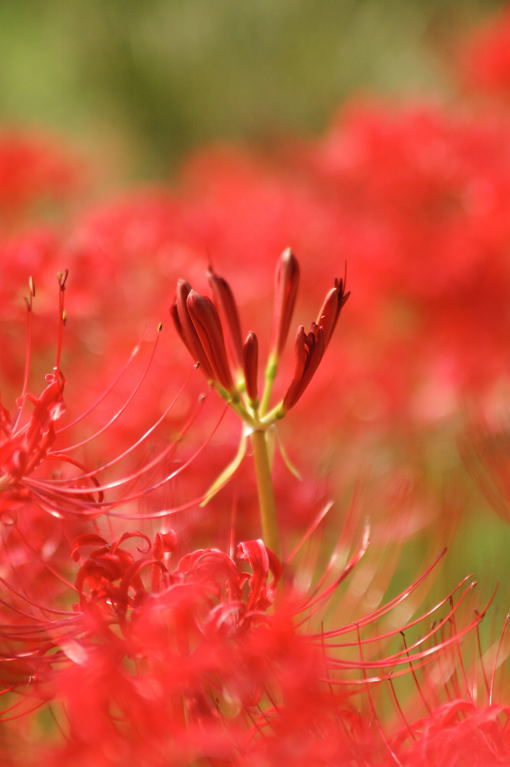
left=186, top=290, right=234, bottom=393
left=272, top=248, right=300, bottom=357
left=300, top=324, right=326, bottom=393
left=171, top=280, right=214, bottom=379
left=242, top=332, right=259, bottom=403
left=282, top=323, right=325, bottom=411
left=208, top=268, right=244, bottom=367
left=282, top=275, right=349, bottom=411
left=170, top=300, right=186, bottom=347
left=316, top=277, right=350, bottom=348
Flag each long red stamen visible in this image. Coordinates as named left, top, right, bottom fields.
left=12, top=277, right=36, bottom=431
left=489, top=613, right=510, bottom=705
left=474, top=617, right=491, bottom=698
left=285, top=500, right=334, bottom=563
left=56, top=342, right=141, bottom=433
left=400, top=630, right=432, bottom=714
left=56, top=326, right=162, bottom=454
left=55, top=269, right=69, bottom=369
left=305, top=549, right=448, bottom=636
left=321, top=577, right=476, bottom=657
left=48, top=368, right=195, bottom=483
left=26, top=394, right=206, bottom=495
left=26, top=401, right=227, bottom=517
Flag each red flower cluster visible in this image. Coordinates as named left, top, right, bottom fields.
left=0, top=7, right=510, bottom=764
left=0, top=255, right=503, bottom=766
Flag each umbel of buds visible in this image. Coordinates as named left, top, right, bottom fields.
left=171, top=249, right=349, bottom=557
left=171, top=248, right=349, bottom=426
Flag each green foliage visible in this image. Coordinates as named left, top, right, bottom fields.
left=0, top=0, right=505, bottom=176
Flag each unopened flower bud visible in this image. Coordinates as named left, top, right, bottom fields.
left=186, top=290, right=235, bottom=393
left=316, top=277, right=350, bottom=348
left=171, top=280, right=214, bottom=379
left=282, top=323, right=325, bottom=412
left=280, top=273, right=348, bottom=412
left=208, top=268, right=244, bottom=368
left=242, top=332, right=259, bottom=403
left=272, top=248, right=300, bottom=357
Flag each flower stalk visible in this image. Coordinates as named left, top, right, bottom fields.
left=172, top=249, right=348, bottom=554
left=250, top=427, right=280, bottom=557
left=259, top=350, right=278, bottom=416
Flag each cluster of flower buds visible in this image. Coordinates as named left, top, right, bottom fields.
left=171, top=248, right=350, bottom=425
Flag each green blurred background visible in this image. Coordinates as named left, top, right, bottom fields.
left=0, top=0, right=504, bottom=178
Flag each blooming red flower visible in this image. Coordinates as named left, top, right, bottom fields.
left=0, top=511, right=494, bottom=767
left=0, top=32, right=509, bottom=762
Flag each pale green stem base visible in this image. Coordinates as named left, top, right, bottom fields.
left=259, top=352, right=278, bottom=416
left=250, top=428, right=280, bottom=556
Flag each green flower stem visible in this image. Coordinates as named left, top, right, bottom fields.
left=212, top=382, right=256, bottom=426
left=250, top=427, right=280, bottom=556
left=260, top=402, right=284, bottom=425
left=259, top=352, right=278, bottom=416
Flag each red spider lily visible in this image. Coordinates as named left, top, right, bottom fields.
left=0, top=272, right=95, bottom=519
left=170, top=251, right=349, bottom=542
left=2, top=43, right=510, bottom=762
left=171, top=249, right=349, bottom=419
left=0, top=532, right=284, bottom=731
left=0, top=276, right=228, bottom=522
left=0, top=504, right=494, bottom=767
left=70, top=531, right=281, bottom=631
left=0, top=366, right=66, bottom=494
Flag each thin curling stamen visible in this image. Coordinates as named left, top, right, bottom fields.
left=2, top=279, right=208, bottom=521
left=13, top=276, right=36, bottom=430
left=55, top=269, right=69, bottom=369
